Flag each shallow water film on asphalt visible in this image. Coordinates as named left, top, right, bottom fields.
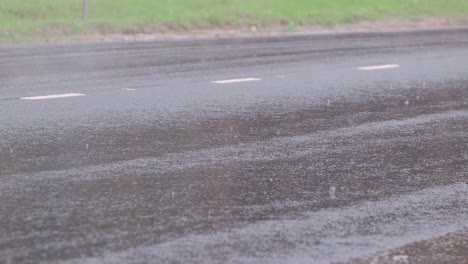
left=1, top=29, right=468, bottom=264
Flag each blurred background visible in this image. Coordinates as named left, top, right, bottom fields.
left=1, top=0, right=468, bottom=42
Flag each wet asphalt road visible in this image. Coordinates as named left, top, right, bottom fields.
left=1, top=29, right=468, bottom=264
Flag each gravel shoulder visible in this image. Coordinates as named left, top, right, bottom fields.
left=346, top=229, right=468, bottom=264
left=6, top=17, right=468, bottom=45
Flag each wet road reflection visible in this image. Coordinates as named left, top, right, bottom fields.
left=1, top=32, right=468, bottom=263
left=1, top=79, right=467, bottom=176
left=1, top=79, right=467, bottom=263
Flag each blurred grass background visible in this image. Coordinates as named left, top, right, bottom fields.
left=1, top=0, right=468, bottom=42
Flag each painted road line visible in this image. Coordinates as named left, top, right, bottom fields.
left=358, top=64, right=400, bottom=71
left=211, top=78, right=261, bottom=84
left=123, top=88, right=136, bottom=91
left=20, top=93, right=85, bottom=100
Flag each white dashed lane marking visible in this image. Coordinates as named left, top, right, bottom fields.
left=20, top=93, right=85, bottom=100
left=211, top=78, right=261, bottom=84
left=357, top=64, right=400, bottom=71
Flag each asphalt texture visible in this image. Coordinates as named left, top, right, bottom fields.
left=1, top=29, right=468, bottom=264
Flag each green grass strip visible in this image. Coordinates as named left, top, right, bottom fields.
left=1, top=0, right=468, bottom=42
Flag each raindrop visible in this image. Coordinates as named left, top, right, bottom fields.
left=327, top=99, right=332, bottom=107
left=85, top=144, right=89, bottom=150
left=404, top=100, right=410, bottom=106
left=329, top=186, right=337, bottom=200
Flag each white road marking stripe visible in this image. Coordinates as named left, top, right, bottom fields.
left=358, top=64, right=400, bottom=71
left=211, top=78, right=261, bottom=84
left=20, top=93, right=85, bottom=100
left=123, top=88, right=136, bottom=91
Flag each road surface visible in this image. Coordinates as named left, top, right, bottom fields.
left=1, top=29, right=468, bottom=264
